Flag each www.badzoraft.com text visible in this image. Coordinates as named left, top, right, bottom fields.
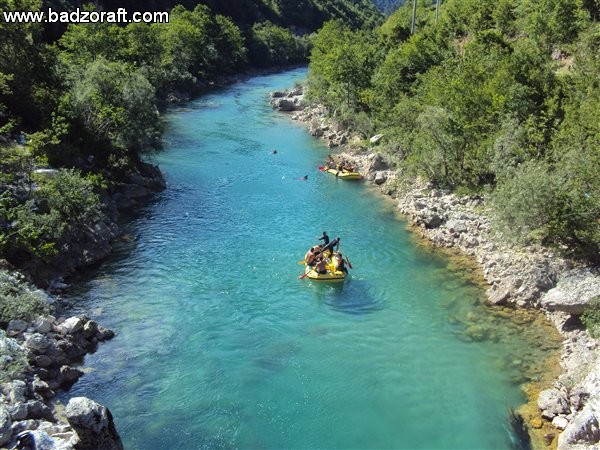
left=2, top=8, right=169, bottom=24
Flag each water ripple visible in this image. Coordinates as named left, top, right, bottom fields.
left=61, top=68, right=556, bottom=450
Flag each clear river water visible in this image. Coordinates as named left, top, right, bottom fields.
left=62, top=68, right=558, bottom=449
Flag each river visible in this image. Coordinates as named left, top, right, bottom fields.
left=62, top=68, right=557, bottom=449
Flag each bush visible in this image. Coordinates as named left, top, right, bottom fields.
left=249, top=22, right=310, bottom=67
left=0, top=329, right=30, bottom=383
left=581, top=296, right=600, bottom=338
left=492, top=160, right=563, bottom=244
left=0, top=272, right=50, bottom=325
left=0, top=169, right=103, bottom=262
left=37, top=169, right=102, bottom=224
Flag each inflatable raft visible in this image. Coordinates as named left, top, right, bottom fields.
left=303, top=261, right=346, bottom=282
left=325, top=168, right=363, bottom=180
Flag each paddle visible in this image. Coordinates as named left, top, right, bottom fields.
left=298, top=271, right=309, bottom=279
left=345, top=256, right=353, bottom=269
left=318, top=166, right=326, bottom=171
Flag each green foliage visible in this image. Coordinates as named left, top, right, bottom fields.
left=0, top=145, right=37, bottom=185
left=0, top=0, right=58, bottom=132
left=0, top=329, right=30, bottom=383
left=308, top=20, right=379, bottom=110
left=249, top=22, right=310, bottom=67
left=37, top=169, right=102, bottom=224
left=371, top=28, right=451, bottom=118
left=492, top=160, right=564, bottom=244
left=378, top=0, right=440, bottom=47
left=153, top=5, right=246, bottom=88
left=582, top=296, right=600, bottom=338
left=442, top=0, right=496, bottom=37
left=69, top=58, right=161, bottom=153
left=306, top=0, right=598, bottom=259
left=516, top=0, right=590, bottom=49
left=492, top=157, right=598, bottom=255
left=0, top=273, right=50, bottom=325
left=0, top=168, right=102, bottom=262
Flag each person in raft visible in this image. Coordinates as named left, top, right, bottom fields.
left=326, top=155, right=335, bottom=169
left=305, top=247, right=317, bottom=266
left=333, top=252, right=348, bottom=274
left=314, top=257, right=328, bottom=275
left=321, top=237, right=340, bottom=256
left=317, top=231, right=330, bottom=248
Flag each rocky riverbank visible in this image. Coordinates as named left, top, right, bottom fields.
left=273, top=87, right=600, bottom=449
left=0, top=160, right=165, bottom=448
left=0, top=271, right=122, bottom=449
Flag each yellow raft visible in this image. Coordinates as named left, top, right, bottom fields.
left=304, top=259, right=346, bottom=282
left=325, top=168, right=363, bottom=180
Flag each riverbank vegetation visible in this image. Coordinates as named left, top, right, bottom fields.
left=0, top=0, right=382, bottom=280
left=307, top=0, right=600, bottom=262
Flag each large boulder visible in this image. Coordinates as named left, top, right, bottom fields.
left=23, top=332, right=52, bottom=352
left=538, top=388, right=570, bottom=419
left=65, top=397, right=123, bottom=450
left=272, top=98, right=299, bottom=112
left=541, top=269, right=600, bottom=315
left=13, top=427, right=76, bottom=450
left=374, top=171, right=387, bottom=185
left=7, top=320, right=28, bottom=335
left=558, top=397, right=600, bottom=449
left=58, top=317, right=84, bottom=335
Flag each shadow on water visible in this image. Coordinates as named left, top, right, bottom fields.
left=310, top=278, right=384, bottom=315
left=507, top=408, right=533, bottom=450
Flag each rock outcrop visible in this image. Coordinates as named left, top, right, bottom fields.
left=270, top=86, right=305, bottom=112
left=66, top=397, right=123, bottom=450
left=0, top=313, right=120, bottom=449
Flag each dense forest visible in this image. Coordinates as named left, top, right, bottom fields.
left=0, top=0, right=381, bottom=279
left=307, top=0, right=600, bottom=261
left=371, top=0, right=406, bottom=14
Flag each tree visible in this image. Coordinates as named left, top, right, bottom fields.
left=57, top=58, right=161, bottom=170
left=248, top=22, right=307, bottom=67
left=308, top=20, right=377, bottom=111
left=0, top=0, right=57, bottom=132
left=516, top=0, right=590, bottom=49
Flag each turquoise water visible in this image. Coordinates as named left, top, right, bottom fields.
left=62, top=68, right=550, bottom=449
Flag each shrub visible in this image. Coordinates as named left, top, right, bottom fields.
left=0, top=329, right=30, bottom=383
left=0, top=273, right=50, bottom=325
left=0, top=169, right=103, bottom=262
left=581, top=296, right=600, bottom=338
left=492, top=160, right=563, bottom=244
